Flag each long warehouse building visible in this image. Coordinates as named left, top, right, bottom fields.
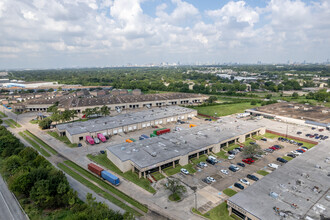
left=227, top=140, right=330, bottom=220
left=56, top=106, right=197, bottom=143
left=107, top=118, right=266, bottom=178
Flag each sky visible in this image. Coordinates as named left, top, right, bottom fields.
left=0, top=0, right=330, bottom=69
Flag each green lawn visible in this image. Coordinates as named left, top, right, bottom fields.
left=163, top=165, right=182, bottom=176
left=151, top=172, right=165, bottom=181
left=47, top=131, right=78, bottom=148
left=0, top=111, right=7, bottom=118
left=215, top=151, right=227, bottom=159
left=4, top=120, right=15, bottom=128
left=63, top=160, right=148, bottom=213
left=191, top=155, right=207, bottom=165
left=257, top=170, right=269, bottom=176
left=223, top=189, right=237, bottom=197
left=24, top=130, right=57, bottom=155
left=192, top=202, right=234, bottom=220
left=19, top=132, right=51, bottom=157
left=226, top=144, right=241, bottom=151
left=264, top=133, right=282, bottom=139
left=29, top=119, right=39, bottom=124
left=263, top=132, right=316, bottom=149
left=282, top=156, right=293, bottom=161
left=8, top=119, right=21, bottom=127
left=57, top=163, right=142, bottom=217
left=169, top=193, right=181, bottom=202
left=87, top=153, right=156, bottom=194
left=183, top=163, right=197, bottom=174
left=192, top=102, right=261, bottom=117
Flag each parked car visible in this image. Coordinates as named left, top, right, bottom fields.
left=273, top=145, right=282, bottom=149
left=228, top=155, right=235, bottom=160
left=306, top=134, right=310, bottom=137
left=94, top=137, right=100, bottom=144
left=239, top=178, right=250, bottom=185
left=234, top=182, right=244, bottom=190
left=291, top=150, right=302, bottom=156
left=202, top=178, right=211, bottom=184
left=206, top=176, right=216, bottom=183
left=228, top=150, right=237, bottom=155
left=300, top=147, right=308, bottom=150
left=100, top=150, right=105, bottom=154
left=247, top=174, right=259, bottom=181
left=221, top=169, right=229, bottom=175
left=229, top=165, right=239, bottom=172
left=250, top=142, right=257, bottom=145
left=237, top=162, right=245, bottom=167
left=180, top=168, right=189, bottom=175
left=286, top=153, right=296, bottom=158
left=296, top=149, right=305, bottom=153
left=261, top=138, right=267, bottom=141
left=206, top=158, right=216, bottom=165
left=268, top=163, right=279, bottom=169
left=242, top=158, right=255, bottom=164
left=235, top=147, right=243, bottom=152
left=200, top=162, right=208, bottom=167
left=297, top=143, right=303, bottom=146
left=277, top=157, right=288, bottom=163
left=264, top=148, right=274, bottom=153
left=297, top=131, right=302, bottom=135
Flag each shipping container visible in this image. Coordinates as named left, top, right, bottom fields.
left=150, top=133, right=157, bottom=137
left=141, top=134, right=149, bottom=139
left=97, top=133, right=106, bottom=142
left=126, top=139, right=133, bottom=143
left=86, top=136, right=95, bottom=145
left=189, top=124, right=197, bottom=128
left=130, top=138, right=136, bottom=142
left=88, top=163, right=104, bottom=176
left=156, top=128, right=171, bottom=135
left=153, top=128, right=166, bottom=135
left=101, top=170, right=120, bottom=186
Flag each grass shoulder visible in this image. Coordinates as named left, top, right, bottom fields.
left=47, top=131, right=78, bottom=148
left=223, top=188, right=237, bottom=197
left=192, top=202, right=234, bottom=220
left=24, top=130, right=57, bottom=154
left=257, top=170, right=269, bottom=176
left=19, top=132, right=51, bottom=157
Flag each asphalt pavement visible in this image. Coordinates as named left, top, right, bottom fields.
left=0, top=175, right=27, bottom=220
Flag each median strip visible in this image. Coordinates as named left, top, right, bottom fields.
left=18, top=132, right=51, bottom=157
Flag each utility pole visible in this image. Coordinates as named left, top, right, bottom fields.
left=286, top=121, right=288, bottom=138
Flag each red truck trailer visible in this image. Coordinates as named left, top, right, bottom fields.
left=88, top=163, right=104, bottom=176
left=86, top=136, right=95, bottom=145
left=156, top=128, right=171, bottom=135
left=97, top=133, right=106, bottom=142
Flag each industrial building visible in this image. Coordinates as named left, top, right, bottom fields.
left=106, top=118, right=265, bottom=178
left=13, top=92, right=208, bottom=112
left=227, top=140, right=330, bottom=220
left=56, top=106, right=197, bottom=143
left=246, top=102, right=330, bottom=129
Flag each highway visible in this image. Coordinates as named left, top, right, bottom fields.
left=0, top=175, right=27, bottom=220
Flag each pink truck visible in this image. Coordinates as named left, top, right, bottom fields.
left=86, top=136, right=95, bottom=145
left=97, top=133, right=106, bottom=142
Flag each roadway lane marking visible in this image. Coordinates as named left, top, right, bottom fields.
left=0, top=190, right=15, bottom=220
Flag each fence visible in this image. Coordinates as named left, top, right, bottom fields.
left=197, top=113, right=220, bottom=120
left=266, top=130, right=318, bottom=145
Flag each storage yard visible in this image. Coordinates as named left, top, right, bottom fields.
left=56, top=106, right=197, bottom=143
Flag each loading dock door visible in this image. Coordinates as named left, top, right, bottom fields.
left=113, top=130, right=118, bottom=134
left=119, top=128, right=123, bottom=133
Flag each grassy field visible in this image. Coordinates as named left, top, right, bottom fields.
left=18, top=132, right=51, bottom=157
left=151, top=172, right=165, bottom=181
left=47, top=131, right=78, bottom=148
left=87, top=153, right=156, bottom=194
left=191, top=155, right=207, bottom=165
left=4, top=120, right=15, bottom=128
left=163, top=163, right=196, bottom=176
left=29, top=119, right=39, bottom=124
left=0, top=111, right=7, bottom=118
left=257, top=170, right=269, bottom=176
left=63, top=160, right=148, bottom=213
left=8, top=119, right=21, bottom=127
left=192, top=102, right=261, bottom=117
left=57, top=163, right=142, bottom=217
left=223, top=189, right=237, bottom=197
left=192, top=202, right=234, bottom=220
left=215, top=151, right=227, bottom=159
left=226, top=144, right=241, bottom=151
left=24, top=130, right=57, bottom=155
left=282, top=156, right=293, bottom=161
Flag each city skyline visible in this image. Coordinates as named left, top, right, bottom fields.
left=0, top=0, right=330, bottom=69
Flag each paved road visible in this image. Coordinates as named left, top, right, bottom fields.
left=0, top=175, right=27, bottom=220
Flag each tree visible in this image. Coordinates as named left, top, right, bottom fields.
left=292, top=92, right=299, bottom=99
left=50, top=112, right=61, bottom=124
left=242, top=144, right=263, bottom=158
left=100, top=105, right=110, bottom=117
left=39, top=118, right=52, bottom=129
left=250, top=100, right=257, bottom=105
left=61, top=110, right=72, bottom=122
left=207, top=96, right=217, bottom=104
left=165, top=179, right=186, bottom=200
left=0, top=119, right=2, bottom=124
left=266, top=94, right=272, bottom=99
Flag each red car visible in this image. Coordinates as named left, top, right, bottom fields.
left=269, top=146, right=277, bottom=150
left=297, top=148, right=306, bottom=152
left=242, top=158, right=255, bottom=164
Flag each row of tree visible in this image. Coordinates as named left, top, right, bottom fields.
left=0, top=126, right=128, bottom=219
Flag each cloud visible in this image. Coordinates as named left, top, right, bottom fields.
left=0, top=0, right=330, bottom=68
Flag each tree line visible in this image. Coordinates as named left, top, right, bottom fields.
left=0, top=126, right=129, bottom=219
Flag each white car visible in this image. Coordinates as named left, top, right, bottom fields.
left=291, top=150, right=302, bottom=156
left=228, top=155, right=235, bottom=160
left=180, top=168, right=189, bottom=175
left=206, top=176, right=216, bottom=182
left=221, top=169, right=229, bottom=175
left=268, top=163, right=279, bottom=169
left=240, top=178, right=250, bottom=185
left=200, top=162, right=208, bottom=168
